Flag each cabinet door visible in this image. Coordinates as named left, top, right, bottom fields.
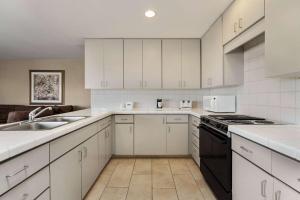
left=162, top=39, right=182, bottom=89
left=103, top=39, right=124, bottom=89
left=134, top=115, right=166, bottom=155
left=82, top=135, right=99, bottom=198
left=105, top=125, right=112, bottom=162
left=202, top=17, right=223, bottom=88
left=50, top=145, right=82, bottom=200
left=115, top=124, right=134, bottom=155
left=181, top=39, right=201, bottom=89
left=166, top=124, right=188, bottom=155
left=98, top=129, right=106, bottom=172
left=265, top=0, right=300, bottom=77
left=232, top=152, right=273, bottom=200
left=223, top=1, right=240, bottom=44
left=239, top=0, right=264, bottom=32
left=124, top=39, right=143, bottom=89
left=273, top=179, right=300, bottom=200
left=85, top=39, right=104, bottom=89
left=142, top=39, right=162, bottom=89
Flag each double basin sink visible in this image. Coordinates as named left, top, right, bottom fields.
left=0, top=116, right=87, bottom=131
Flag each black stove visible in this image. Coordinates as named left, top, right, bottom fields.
left=198, top=115, right=277, bottom=200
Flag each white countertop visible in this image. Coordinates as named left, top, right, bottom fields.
left=229, top=125, right=300, bottom=161
left=0, top=108, right=207, bottom=162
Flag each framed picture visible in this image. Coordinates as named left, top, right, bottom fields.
left=29, top=70, right=65, bottom=105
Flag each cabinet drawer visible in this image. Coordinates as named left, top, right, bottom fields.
left=0, top=167, right=49, bottom=200
left=192, top=134, right=199, bottom=148
left=0, top=144, right=49, bottom=195
left=191, top=125, right=199, bottom=138
left=191, top=116, right=200, bottom=127
left=36, top=188, right=50, bottom=200
left=99, top=117, right=112, bottom=130
left=192, top=144, right=200, bottom=166
left=272, top=152, right=300, bottom=192
left=50, top=122, right=98, bottom=161
left=166, top=115, right=188, bottom=123
left=232, top=134, right=272, bottom=173
left=115, top=115, right=134, bottom=123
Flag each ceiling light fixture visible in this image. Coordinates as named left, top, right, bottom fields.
left=145, top=9, right=156, bottom=18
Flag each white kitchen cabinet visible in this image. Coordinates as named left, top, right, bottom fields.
left=81, top=135, right=99, bottom=198
left=124, top=39, right=143, bottom=88
left=142, top=39, right=162, bottom=89
left=233, top=152, right=273, bottom=200
left=223, top=0, right=264, bottom=44
left=85, top=39, right=123, bottom=89
left=50, top=145, right=82, bottom=200
left=181, top=39, right=201, bottom=89
left=273, top=179, right=300, bottom=200
left=36, top=188, right=50, bottom=200
left=98, top=129, right=106, bottom=172
left=162, top=39, right=182, bottom=89
left=166, top=124, right=188, bottom=155
left=134, top=115, right=166, bottom=155
left=265, top=0, right=300, bottom=77
left=115, top=124, right=134, bottom=155
left=202, top=17, right=223, bottom=88
left=105, top=125, right=113, bottom=162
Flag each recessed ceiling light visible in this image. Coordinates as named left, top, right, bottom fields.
left=145, top=10, right=156, bottom=18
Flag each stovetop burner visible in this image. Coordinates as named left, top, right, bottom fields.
left=208, top=115, right=265, bottom=121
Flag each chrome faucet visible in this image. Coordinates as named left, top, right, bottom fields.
left=28, top=107, right=52, bottom=122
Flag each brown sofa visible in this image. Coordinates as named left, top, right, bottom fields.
left=0, top=105, right=74, bottom=124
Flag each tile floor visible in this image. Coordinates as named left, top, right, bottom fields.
left=84, top=158, right=216, bottom=200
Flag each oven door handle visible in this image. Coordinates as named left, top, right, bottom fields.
left=199, top=124, right=227, bottom=144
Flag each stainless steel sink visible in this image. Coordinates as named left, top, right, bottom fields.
left=0, top=121, right=68, bottom=131
left=40, top=116, right=87, bottom=123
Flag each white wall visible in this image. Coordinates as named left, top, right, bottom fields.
left=91, top=42, right=300, bottom=124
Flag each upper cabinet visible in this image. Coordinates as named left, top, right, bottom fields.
left=142, top=39, right=162, bottom=89
left=202, top=17, right=223, bottom=88
left=223, top=0, right=265, bottom=44
left=265, top=0, right=300, bottom=77
left=162, top=39, right=201, bottom=89
left=124, top=39, right=143, bottom=89
left=85, top=39, right=123, bottom=89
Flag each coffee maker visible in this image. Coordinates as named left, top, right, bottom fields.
left=156, top=99, right=163, bottom=109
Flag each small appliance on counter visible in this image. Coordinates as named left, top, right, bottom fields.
left=179, top=100, right=192, bottom=109
left=156, top=99, right=163, bottom=109
left=203, top=96, right=236, bottom=113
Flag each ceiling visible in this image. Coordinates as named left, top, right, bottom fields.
left=0, top=0, right=232, bottom=59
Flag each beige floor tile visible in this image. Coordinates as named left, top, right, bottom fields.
left=152, top=164, right=175, bottom=189
left=133, top=159, right=151, bottom=175
left=126, top=175, right=152, bottom=200
left=173, top=174, right=204, bottom=200
left=99, top=187, right=128, bottom=200
left=107, top=160, right=134, bottom=187
left=152, top=158, right=169, bottom=166
left=101, top=159, right=120, bottom=176
left=153, top=188, right=179, bottom=200
left=169, top=159, right=190, bottom=175
left=84, top=175, right=111, bottom=200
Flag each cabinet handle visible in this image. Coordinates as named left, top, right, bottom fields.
left=6, top=165, right=29, bottom=180
left=275, top=191, right=281, bottom=200
left=238, top=18, right=243, bottom=29
left=234, top=22, right=238, bottom=33
left=22, top=193, right=29, bottom=200
left=78, top=150, right=82, bottom=162
left=240, top=146, right=253, bottom=154
left=83, top=146, right=88, bottom=158
left=260, top=180, right=267, bottom=198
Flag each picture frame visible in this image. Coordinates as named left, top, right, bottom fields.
left=29, top=70, right=65, bottom=105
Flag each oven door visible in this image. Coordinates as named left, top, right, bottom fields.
left=199, top=124, right=232, bottom=192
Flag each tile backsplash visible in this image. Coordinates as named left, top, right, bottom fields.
left=91, top=42, right=300, bottom=124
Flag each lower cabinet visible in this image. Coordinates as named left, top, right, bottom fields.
left=166, top=124, right=188, bottom=155
left=115, top=124, right=134, bottom=155
left=98, top=129, right=106, bottom=172
left=50, top=134, right=103, bottom=200
left=81, top=135, right=99, bottom=198
left=273, top=178, right=300, bottom=200
left=233, top=152, right=273, bottom=200
left=105, top=125, right=113, bottom=162
left=50, top=145, right=82, bottom=200
left=134, top=115, right=166, bottom=155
